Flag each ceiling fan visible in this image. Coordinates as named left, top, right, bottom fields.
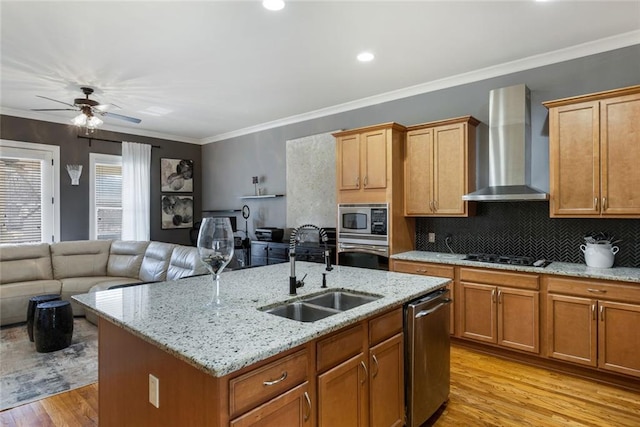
left=31, top=87, right=142, bottom=127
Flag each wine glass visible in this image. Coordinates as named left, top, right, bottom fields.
left=197, top=217, right=235, bottom=308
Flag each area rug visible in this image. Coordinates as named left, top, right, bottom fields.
left=0, top=318, right=98, bottom=411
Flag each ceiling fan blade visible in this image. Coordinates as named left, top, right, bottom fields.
left=31, top=108, right=78, bottom=111
left=103, top=111, right=141, bottom=124
left=36, top=95, right=76, bottom=108
left=94, top=104, right=110, bottom=112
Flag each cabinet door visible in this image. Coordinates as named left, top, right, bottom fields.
left=251, top=242, right=268, bottom=267
left=404, top=128, right=434, bottom=215
left=598, top=301, right=640, bottom=377
left=318, top=353, right=368, bottom=427
left=369, top=334, right=404, bottom=427
left=600, top=93, right=640, bottom=216
left=433, top=123, right=467, bottom=215
left=497, top=288, right=539, bottom=353
left=361, top=129, right=387, bottom=190
left=337, top=134, right=361, bottom=190
left=546, top=294, right=597, bottom=367
left=230, top=382, right=312, bottom=427
left=459, top=282, right=496, bottom=344
left=548, top=101, right=600, bottom=217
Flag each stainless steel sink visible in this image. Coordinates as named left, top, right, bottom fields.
left=265, top=302, right=339, bottom=322
left=261, top=290, right=382, bottom=322
left=302, top=291, right=380, bottom=311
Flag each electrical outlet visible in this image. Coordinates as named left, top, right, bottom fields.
left=428, top=232, right=436, bottom=243
left=149, top=374, right=159, bottom=408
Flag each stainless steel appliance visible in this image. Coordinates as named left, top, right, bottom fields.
left=464, top=253, right=550, bottom=267
left=405, top=288, right=452, bottom=427
left=337, top=203, right=389, bottom=269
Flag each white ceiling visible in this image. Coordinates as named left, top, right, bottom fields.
left=1, top=1, right=639, bottom=144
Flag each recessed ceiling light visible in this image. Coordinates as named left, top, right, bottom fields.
left=263, top=0, right=285, bottom=11
left=357, top=52, right=375, bottom=62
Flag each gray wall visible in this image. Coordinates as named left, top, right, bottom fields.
left=0, top=115, right=202, bottom=245
left=202, top=45, right=640, bottom=238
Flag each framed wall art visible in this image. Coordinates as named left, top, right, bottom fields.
left=161, top=195, right=193, bottom=229
left=161, top=158, right=193, bottom=192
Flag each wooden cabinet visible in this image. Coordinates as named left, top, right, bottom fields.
left=404, top=116, right=478, bottom=217
left=334, top=123, right=406, bottom=204
left=546, top=277, right=640, bottom=378
left=391, top=259, right=455, bottom=335
left=230, top=382, right=312, bottom=427
left=459, top=268, right=540, bottom=354
left=544, top=85, right=640, bottom=218
left=316, top=308, right=404, bottom=427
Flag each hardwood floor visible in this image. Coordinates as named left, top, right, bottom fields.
left=1, top=345, right=638, bottom=427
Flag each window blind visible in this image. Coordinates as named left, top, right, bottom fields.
left=0, top=158, right=43, bottom=244
left=95, top=163, right=122, bottom=240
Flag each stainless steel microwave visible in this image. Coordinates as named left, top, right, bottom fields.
left=338, top=203, right=388, bottom=245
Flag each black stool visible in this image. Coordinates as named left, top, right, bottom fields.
left=34, top=300, right=74, bottom=353
left=27, top=294, right=61, bottom=342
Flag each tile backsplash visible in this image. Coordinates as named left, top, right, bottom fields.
left=415, top=202, right=640, bottom=268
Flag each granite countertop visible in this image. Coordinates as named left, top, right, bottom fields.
left=391, top=251, right=640, bottom=284
left=73, top=262, right=449, bottom=378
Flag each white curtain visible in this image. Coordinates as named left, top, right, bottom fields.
left=122, top=141, right=151, bottom=240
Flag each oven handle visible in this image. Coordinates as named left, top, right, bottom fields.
left=339, top=243, right=389, bottom=255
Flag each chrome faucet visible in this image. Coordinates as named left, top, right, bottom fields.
left=289, top=224, right=333, bottom=295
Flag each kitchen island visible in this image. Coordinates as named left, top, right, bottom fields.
left=73, top=261, right=450, bottom=426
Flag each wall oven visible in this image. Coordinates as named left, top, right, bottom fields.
left=337, top=203, right=389, bottom=270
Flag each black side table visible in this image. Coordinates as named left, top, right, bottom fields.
left=34, top=300, right=74, bottom=353
left=27, top=294, right=61, bottom=342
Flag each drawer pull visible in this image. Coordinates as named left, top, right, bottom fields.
left=416, top=269, right=428, bottom=273
left=587, top=288, right=607, bottom=294
left=303, top=391, right=311, bottom=421
left=262, top=371, right=287, bottom=386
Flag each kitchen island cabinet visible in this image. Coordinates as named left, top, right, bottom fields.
left=404, top=116, right=479, bottom=217
left=544, top=85, right=640, bottom=218
left=74, top=262, right=449, bottom=426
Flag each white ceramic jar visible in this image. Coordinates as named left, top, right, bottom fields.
left=580, top=242, right=619, bottom=268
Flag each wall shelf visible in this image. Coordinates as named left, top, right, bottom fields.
left=239, top=194, right=285, bottom=199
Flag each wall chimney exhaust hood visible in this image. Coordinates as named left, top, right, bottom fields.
left=462, top=84, right=548, bottom=202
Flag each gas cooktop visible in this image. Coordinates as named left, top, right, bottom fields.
left=463, top=253, right=551, bottom=268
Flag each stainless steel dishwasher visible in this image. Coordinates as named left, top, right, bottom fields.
left=405, top=287, right=452, bottom=427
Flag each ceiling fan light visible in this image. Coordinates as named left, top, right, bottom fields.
left=72, top=113, right=87, bottom=126
left=87, top=116, right=103, bottom=128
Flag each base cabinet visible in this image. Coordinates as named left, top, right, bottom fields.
left=547, top=277, right=640, bottom=378
left=369, top=333, right=404, bottom=427
left=459, top=268, right=540, bottom=354
left=318, top=354, right=368, bottom=427
left=231, top=383, right=312, bottom=427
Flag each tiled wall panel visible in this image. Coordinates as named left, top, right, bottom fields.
left=415, top=202, right=640, bottom=267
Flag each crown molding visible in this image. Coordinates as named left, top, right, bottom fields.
left=202, top=30, right=640, bottom=144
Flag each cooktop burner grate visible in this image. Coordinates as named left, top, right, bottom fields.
left=464, top=253, right=550, bottom=267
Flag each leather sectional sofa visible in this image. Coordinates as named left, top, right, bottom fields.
left=0, top=240, right=207, bottom=326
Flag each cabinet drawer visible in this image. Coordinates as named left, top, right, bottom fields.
left=317, top=324, right=365, bottom=372
left=268, top=245, right=289, bottom=260
left=229, top=349, right=308, bottom=418
left=369, top=307, right=403, bottom=346
left=546, top=276, right=640, bottom=303
left=460, top=267, right=539, bottom=290
left=393, top=260, right=454, bottom=278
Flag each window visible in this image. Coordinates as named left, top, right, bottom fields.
left=90, top=153, right=122, bottom=240
left=0, top=140, right=60, bottom=244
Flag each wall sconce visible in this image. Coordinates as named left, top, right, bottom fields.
left=66, top=165, right=83, bottom=185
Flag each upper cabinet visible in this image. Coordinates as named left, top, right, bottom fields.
left=404, top=116, right=479, bottom=217
left=544, top=85, right=640, bottom=218
left=334, top=123, right=406, bottom=204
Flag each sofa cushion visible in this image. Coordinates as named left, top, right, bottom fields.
left=139, top=241, right=175, bottom=282
left=0, top=279, right=62, bottom=325
left=51, top=240, right=111, bottom=279
left=107, top=240, right=149, bottom=278
left=0, top=243, right=53, bottom=284
left=167, top=246, right=207, bottom=280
